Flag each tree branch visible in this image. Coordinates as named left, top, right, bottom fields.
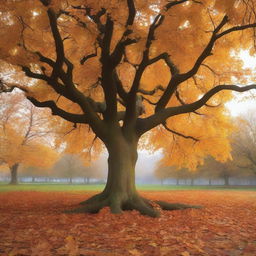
left=162, top=123, right=199, bottom=141
left=27, top=97, right=88, bottom=124
left=138, top=84, right=256, bottom=135
left=126, top=0, right=136, bottom=27
left=165, top=0, right=189, bottom=10
left=175, top=90, right=203, bottom=116
left=155, top=15, right=256, bottom=113
left=148, top=52, right=179, bottom=75
left=80, top=53, right=97, bottom=65
left=47, top=8, right=65, bottom=76
left=138, top=85, right=165, bottom=95
left=165, top=0, right=202, bottom=10
left=124, top=14, right=165, bottom=126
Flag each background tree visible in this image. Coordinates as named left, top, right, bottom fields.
left=20, top=165, right=52, bottom=182
left=0, top=93, right=58, bottom=184
left=81, top=159, right=106, bottom=184
left=154, top=164, right=201, bottom=185
left=53, top=153, right=85, bottom=183
left=1, top=0, right=256, bottom=216
left=154, top=166, right=175, bottom=185
left=231, top=111, right=256, bottom=176
left=199, top=157, right=235, bottom=185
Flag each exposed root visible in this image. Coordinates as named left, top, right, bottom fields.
left=110, top=200, right=123, bottom=214
left=79, top=193, right=106, bottom=205
left=67, top=193, right=202, bottom=217
left=66, top=199, right=108, bottom=214
left=132, top=201, right=160, bottom=217
left=155, top=200, right=203, bottom=211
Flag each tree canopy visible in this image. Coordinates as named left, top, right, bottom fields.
left=1, top=0, right=255, bottom=167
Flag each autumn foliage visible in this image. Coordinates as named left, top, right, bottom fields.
left=1, top=0, right=256, bottom=167
left=0, top=93, right=58, bottom=184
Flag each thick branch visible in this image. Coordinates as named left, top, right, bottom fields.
left=19, top=7, right=106, bottom=138
left=138, top=84, right=256, bottom=135
left=113, top=71, right=128, bottom=102
left=47, top=8, right=65, bottom=75
left=124, top=14, right=164, bottom=126
left=27, top=97, right=88, bottom=124
left=155, top=16, right=229, bottom=111
left=126, top=0, right=136, bottom=26
left=155, top=15, right=256, bottom=112
left=175, top=90, right=203, bottom=116
left=148, top=52, right=179, bottom=75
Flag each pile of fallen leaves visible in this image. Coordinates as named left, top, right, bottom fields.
left=0, top=190, right=256, bottom=256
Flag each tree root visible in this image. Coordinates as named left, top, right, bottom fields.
left=155, top=200, right=203, bottom=211
left=79, top=193, right=106, bottom=206
left=66, top=193, right=202, bottom=217
left=66, top=199, right=108, bottom=214
left=123, top=197, right=160, bottom=217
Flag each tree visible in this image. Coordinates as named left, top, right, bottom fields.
left=231, top=111, right=256, bottom=175
left=20, top=165, right=52, bottom=182
left=81, top=160, right=106, bottom=184
left=1, top=0, right=256, bottom=216
left=0, top=93, right=58, bottom=184
left=155, top=164, right=201, bottom=185
left=199, top=156, right=235, bottom=185
left=154, top=166, right=175, bottom=185
left=53, top=153, right=85, bottom=183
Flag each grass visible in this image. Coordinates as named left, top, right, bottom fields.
left=0, top=183, right=255, bottom=192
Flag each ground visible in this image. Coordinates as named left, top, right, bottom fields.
left=0, top=186, right=256, bottom=255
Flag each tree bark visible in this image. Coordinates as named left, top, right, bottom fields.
left=68, top=132, right=201, bottom=217
left=9, top=163, right=19, bottom=185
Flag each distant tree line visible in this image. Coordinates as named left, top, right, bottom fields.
left=155, top=111, right=256, bottom=186
left=0, top=153, right=106, bottom=184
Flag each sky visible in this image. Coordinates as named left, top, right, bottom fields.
left=226, top=50, right=256, bottom=116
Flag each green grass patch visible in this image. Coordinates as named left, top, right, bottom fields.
left=0, top=183, right=104, bottom=192
left=0, top=183, right=255, bottom=192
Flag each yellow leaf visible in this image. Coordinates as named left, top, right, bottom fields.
left=129, top=249, right=142, bottom=256
left=181, top=252, right=190, bottom=256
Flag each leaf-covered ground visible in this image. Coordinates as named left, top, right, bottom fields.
left=0, top=190, right=255, bottom=256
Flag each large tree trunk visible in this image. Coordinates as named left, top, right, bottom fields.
left=9, top=163, right=19, bottom=185
left=69, top=133, right=201, bottom=217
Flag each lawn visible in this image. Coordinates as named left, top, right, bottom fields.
left=0, top=183, right=255, bottom=192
